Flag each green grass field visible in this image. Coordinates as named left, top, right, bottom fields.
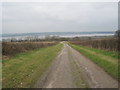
left=2, top=44, right=63, bottom=88
left=70, top=44, right=119, bottom=80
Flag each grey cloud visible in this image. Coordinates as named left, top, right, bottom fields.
left=2, top=2, right=118, bottom=34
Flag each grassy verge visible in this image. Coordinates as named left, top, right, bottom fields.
left=2, top=44, right=63, bottom=88
left=69, top=44, right=119, bottom=80
left=82, top=46, right=118, bottom=60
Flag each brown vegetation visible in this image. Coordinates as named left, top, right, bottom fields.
left=2, top=41, right=58, bottom=56
left=69, top=38, right=118, bottom=51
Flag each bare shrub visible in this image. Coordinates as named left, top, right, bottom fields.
left=2, top=42, right=57, bottom=56
left=69, top=38, right=118, bottom=51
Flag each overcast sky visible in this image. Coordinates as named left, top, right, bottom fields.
left=2, top=2, right=118, bottom=34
